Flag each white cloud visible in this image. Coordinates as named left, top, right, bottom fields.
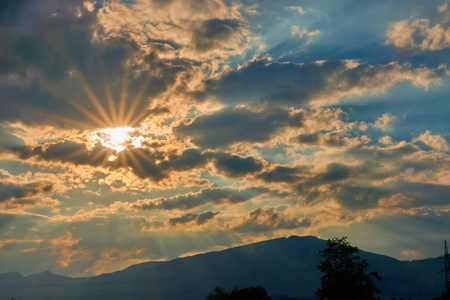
left=438, top=3, right=448, bottom=13
left=291, top=25, right=321, bottom=39
left=379, top=136, right=394, bottom=145
left=385, top=4, right=450, bottom=51
left=285, top=6, right=306, bottom=15
left=373, top=113, right=399, bottom=132
left=96, top=0, right=251, bottom=61
left=413, top=130, right=449, bottom=152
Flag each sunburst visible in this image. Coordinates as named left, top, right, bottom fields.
left=92, top=127, right=132, bottom=153
left=38, top=39, right=156, bottom=176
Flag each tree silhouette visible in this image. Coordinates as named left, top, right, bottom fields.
left=316, top=237, right=382, bottom=300
left=206, top=286, right=271, bottom=300
left=206, top=287, right=230, bottom=300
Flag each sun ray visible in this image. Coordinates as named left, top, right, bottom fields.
left=128, top=108, right=151, bottom=127
left=118, top=66, right=130, bottom=125
left=62, top=147, right=91, bottom=161
left=103, top=72, right=119, bottom=126
left=71, top=68, right=115, bottom=127
left=40, top=81, right=109, bottom=128
left=46, top=34, right=114, bottom=127
left=66, top=98, right=110, bottom=128
left=133, top=148, right=154, bottom=163
left=123, top=75, right=150, bottom=125
left=5, top=96, right=93, bottom=129
left=126, top=150, right=146, bottom=177
left=119, top=150, right=129, bottom=169
left=88, top=148, right=107, bottom=165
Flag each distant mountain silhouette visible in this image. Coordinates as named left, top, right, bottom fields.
left=0, top=236, right=445, bottom=299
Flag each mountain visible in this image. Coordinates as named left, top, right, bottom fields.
left=0, top=236, right=445, bottom=299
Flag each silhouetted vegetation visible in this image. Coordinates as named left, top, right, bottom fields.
left=316, top=237, right=382, bottom=300
left=391, top=295, right=411, bottom=300
left=431, top=289, right=450, bottom=300
left=206, top=285, right=271, bottom=300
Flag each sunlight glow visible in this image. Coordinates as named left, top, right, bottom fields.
left=92, top=127, right=133, bottom=153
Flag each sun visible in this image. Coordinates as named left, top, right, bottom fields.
left=92, top=127, right=133, bottom=153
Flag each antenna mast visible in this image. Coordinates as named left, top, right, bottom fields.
left=445, top=240, right=450, bottom=294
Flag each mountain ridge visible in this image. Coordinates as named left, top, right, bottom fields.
left=1, top=235, right=445, bottom=300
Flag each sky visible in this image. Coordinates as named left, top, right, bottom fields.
left=0, top=0, right=449, bottom=277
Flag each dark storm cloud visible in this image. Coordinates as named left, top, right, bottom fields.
left=397, top=182, right=450, bottom=207
left=159, top=148, right=209, bottom=171
left=0, top=181, right=53, bottom=205
left=133, top=187, right=269, bottom=211
left=297, top=132, right=319, bottom=144
left=34, top=141, right=163, bottom=181
left=120, top=148, right=165, bottom=181
left=192, top=19, right=243, bottom=52
left=320, top=163, right=352, bottom=182
left=198, top=59, right=340, bottom=104
left=213, top=153, right=263, bottom=177
left=168, top=213, right=197, bottom=225
left=168, top=211, right=219, bottom=226
left=175, top=106, right=301, bottom=148
left=196, top=211, right=220, bottom=225
left=33, top=142, right=166, bottom=181
left=333, top=184, right=390, bottom=210
left=257, top=166, right=308, bottom=183
left=233, top=207, right=311, bottom=233
left=37, top=141, right=108, bottom=166
left=7, top=138, right=265, bottom=182
left=198, top=58, right=440, bottom=106
left=158, top=148, right=263, bottom=178
left=198, top=60, right=350, bottom=104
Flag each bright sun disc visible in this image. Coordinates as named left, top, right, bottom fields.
left=92, top=127, right=132, bottom=153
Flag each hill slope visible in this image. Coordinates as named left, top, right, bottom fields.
left=0, top=236, right=445, bottom=299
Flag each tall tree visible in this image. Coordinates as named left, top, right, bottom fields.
left=316, top=237, right=382, bottom=300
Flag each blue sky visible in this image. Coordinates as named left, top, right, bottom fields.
left=0, top=0, right=449, bottom=276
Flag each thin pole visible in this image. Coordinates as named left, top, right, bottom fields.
left=445, top=240, right=449, bottom=293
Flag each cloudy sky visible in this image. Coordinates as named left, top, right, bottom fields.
left=1, top=0, right=449, bottom=277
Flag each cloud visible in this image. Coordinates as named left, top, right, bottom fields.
left=96, top=0, right=249, bottom=61
left=0, top=126, right=30, bottom=158
left=233, top=207, right=311, bottom=233
left=168, top=211, right=220, bottom=226
left=175, top=106, right=299, bottom=149
left=296, top=130, right=370, bottom=148
left=159, top=148, right=208, bottom=172
left=199, top=59, right=441, bottom=106
left=285, top=6, right=306, bottom=15
left=344, top=142, right=420, bottom=162
left=132, top=187, right=269, bottom=211
left=0, top=181, right=54, bottom=207
left=186, top=18, right=250, bottom=59
left=319, top=163, right=352, bottom=182
left=257, top=166, right=307, bottom=183
left=372, top=113, right=399, bottom=131
left=412, top=130, right=449, bottom=152
left=291, top=26, right=321, bottom=39
left=37, top=141, right=108, bottom=166
left=333, top=184, right=390, bottom=210
left=213, top=153, right=263, bottom=177
left=378, top=136, right=394, bottom=145
left=386, top=17, right=450, bottom=51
